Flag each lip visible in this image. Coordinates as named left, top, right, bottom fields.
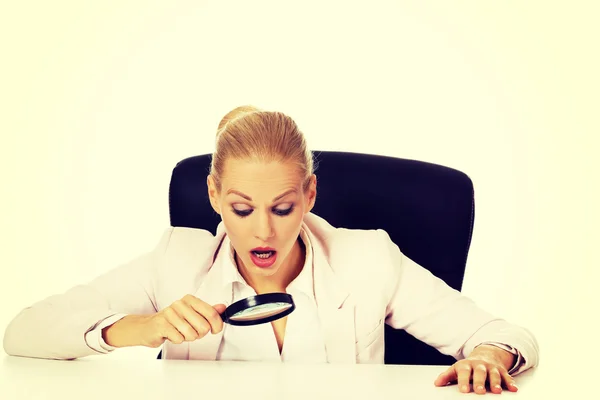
left=251, top=246, right=276, bottom=252
left=249, top=248, right=277, bottom=268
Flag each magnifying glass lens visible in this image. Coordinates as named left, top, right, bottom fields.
left=230, top=302, right=293, bottom=321
left=221, top=293, right=295, bottom=326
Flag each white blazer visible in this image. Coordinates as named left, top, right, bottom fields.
left=2, top=213, right=539, bottom=374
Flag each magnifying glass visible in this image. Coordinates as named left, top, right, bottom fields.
left=220, top=293, right=295, bottom=326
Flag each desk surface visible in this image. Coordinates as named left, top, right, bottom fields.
left=1, top=356, right=543, bottom=399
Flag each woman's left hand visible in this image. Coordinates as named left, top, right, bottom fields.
left=433, top=345, right=518, bottom=394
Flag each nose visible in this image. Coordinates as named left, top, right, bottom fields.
left=253, top=210, right=274, bottom=241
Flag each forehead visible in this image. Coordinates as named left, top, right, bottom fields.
left=221, top=159, right=303, bottom=195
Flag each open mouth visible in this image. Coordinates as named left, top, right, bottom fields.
left=251, top=250, right=276, bottom=259
left=249, top=248, right=277, bottom=267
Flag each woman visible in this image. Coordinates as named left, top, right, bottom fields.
left=3, top=106, right=539, bottom=395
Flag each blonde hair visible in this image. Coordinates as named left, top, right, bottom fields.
left=210, top=105, right=314, bottom=192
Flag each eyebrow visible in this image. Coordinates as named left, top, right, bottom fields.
left=226, top=189, right=297, bottom=202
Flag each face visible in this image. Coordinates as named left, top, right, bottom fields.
left=207, top=159, right=316, bottom=285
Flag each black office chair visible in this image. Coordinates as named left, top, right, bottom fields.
left=159, top=150, right=475, bottom=365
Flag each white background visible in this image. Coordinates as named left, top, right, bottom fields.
left=1, top=0, right=598, bottom=385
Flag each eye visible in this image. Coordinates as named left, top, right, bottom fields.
left=232, top=208, right=252, bottom=218
left=232, top=206, right=294, bottom=218
left=273, top=206, right=294, bottom=216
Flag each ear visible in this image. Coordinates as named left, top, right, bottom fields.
left=207, top=175, right=221, bottom=215
left=304, top=174, right=317, bottom=213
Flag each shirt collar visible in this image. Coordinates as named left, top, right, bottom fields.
left=217, top=227, right=314, bottom=298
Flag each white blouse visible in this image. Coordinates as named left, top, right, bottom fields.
left=215, top=228, right=327, bottom=363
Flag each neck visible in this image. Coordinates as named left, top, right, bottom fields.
left=237, top=237, right=305, bottom=293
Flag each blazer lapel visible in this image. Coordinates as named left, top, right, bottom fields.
left=304, top=224, right=356, bottom=364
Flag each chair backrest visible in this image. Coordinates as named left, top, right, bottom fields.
left=167, top=150, right=475, bottom=365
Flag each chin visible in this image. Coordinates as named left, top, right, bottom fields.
left=241, top=255, right=284, bottom=278
left=249, top=261, right=281, bottom=275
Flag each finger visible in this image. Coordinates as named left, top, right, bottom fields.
left=213, top=303, right=227, bottom=314
left=500, top=369, right=519, bottom=392
left=456, top=363, right=472, bottom=393
left=171, top=301, right=211, bottom=338
left=488, top=367, right=503, bottom=394
left=434, top=367, right=457, bottom=386
left=472, top=364, right=488, bottom=394
left=163, top=307, right=199, bottom=341
left=185, top=296, right=225, bottom=334
left=161, top=319, right=185, bottom=345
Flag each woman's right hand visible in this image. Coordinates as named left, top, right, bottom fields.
left=102, top=295, right=227, bottom=348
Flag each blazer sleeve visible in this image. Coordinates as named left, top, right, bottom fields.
left=380, top=230, right=539, bottom=375
left=2, top=227, right=174, bottom=360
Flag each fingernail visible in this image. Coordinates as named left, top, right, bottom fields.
left=462, top=385, right=469, bottom=392
left=495, top=384, right=502, bottom=391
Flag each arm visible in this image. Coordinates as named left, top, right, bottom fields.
left=2, top=227, right=174, bottom=360
left=380, top=230, right=539, bottom=376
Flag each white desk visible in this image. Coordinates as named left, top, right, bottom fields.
left=1, top=356, right=542, bottom=399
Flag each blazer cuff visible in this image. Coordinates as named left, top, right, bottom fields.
left=475, top=341, right=523, bottom=375
left=461, top=319, right=539, bottom=376
left=84, top=313, right=129, bottom=353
